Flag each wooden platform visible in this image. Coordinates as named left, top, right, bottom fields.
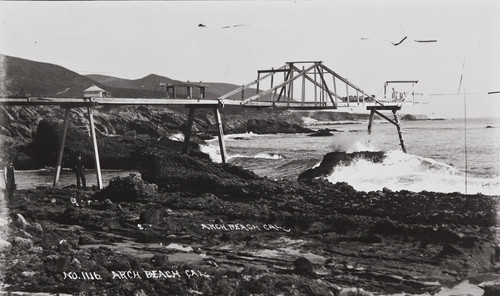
left=0, top=97, right=344, bottom=110
left=0, top=97, right=229, bottom=107
left=242, top=101, right=338, bottom=110
left=366, top=105, right=402, bottom=111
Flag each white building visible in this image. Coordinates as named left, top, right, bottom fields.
left=83, top=85, right=111, bottom=98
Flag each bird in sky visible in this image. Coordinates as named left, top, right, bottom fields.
left=361, top=12, right=437, bottom=46
left=361, top=35, right=437, bottom=46
left=414, top=39, right=438, bottom=43
left=198, top=23, right=246, bottom=29
left=221, top=24, right=246, bottom=29
left=391, top=36, right=407, bottom=46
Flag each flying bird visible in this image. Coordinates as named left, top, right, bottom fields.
left=221, top=24, right=246, bottom=29
left=390, top=36, right=408, bottom=46
left=414, top=39, right=438, bottom=43
left=198, top=23, right=246, bottom=29
left=361, top=13, right=437, bottom=46
left=361, top=36, right=437, bottom=46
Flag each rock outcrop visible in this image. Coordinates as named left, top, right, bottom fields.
left=298, top=151, right=386, bottom=182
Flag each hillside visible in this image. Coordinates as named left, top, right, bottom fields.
left=86, top=73, right=178, bottom=93
left=0, top=54, right=165, bottom=98
left=87, top=74, right=260, bottom=100
left=0, top=54, right=105, bottom=98
left=0, top=53, right=285, bottom=101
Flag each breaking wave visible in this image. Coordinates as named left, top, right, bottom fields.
left=330, top=133, right=376, bottom=153
left=199, top=144, right=285, bottom=163
left=235, top=153, right=285, bottom=160
left=326, top=150, right=500, bottom=195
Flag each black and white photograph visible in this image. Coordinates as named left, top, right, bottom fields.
left=0, top=0, right=499, bottom=295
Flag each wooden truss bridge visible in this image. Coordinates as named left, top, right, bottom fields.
left=218, top=61, right=372, bottom=109
left=0, top=61, right=408, bottom=189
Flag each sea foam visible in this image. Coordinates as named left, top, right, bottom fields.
left=327, top=150, right=500, bottom=195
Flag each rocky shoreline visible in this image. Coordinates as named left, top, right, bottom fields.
left=1, top=134, right=499, bottom=295
left=1, top=105, right=499, bottom=295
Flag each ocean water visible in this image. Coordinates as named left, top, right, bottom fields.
left=202, top=117, right=500, bottom=195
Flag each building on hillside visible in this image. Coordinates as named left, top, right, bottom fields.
left=83, top=85, right=111, bottom=98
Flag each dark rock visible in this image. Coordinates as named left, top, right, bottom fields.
left=300, top=283, right=336, bottom=296
left=128, top=119, right=166, bottom=137
left=0, top=239, right=12, bottom=252
left=13, top=213, right=29, bottom=229
left=247, top=119, right=313, bottom=134
left=93, top=174, right=158, bottom=202
left=45, top=255, right=70, bottom=273
left=11, top=237, right=33, bottom=249
left=479, top=280, right=500, bottom=296
left=150, top=254, right=169, bottom=267
left=58, top=239, right=72, bottom=253
left=78, top=234, right=99, bottom=245
left=370, top=219, right=401, bottom=236
left=32, top=222, right=44, bottom=233
left=293, top=257, right=315, bottom=275
left=93, top=265, right=111, bottom=280
left=439, top=243, right=464, bottom=257
left=13, top=151, right=40, bottom=170
left=307, top=129, right=334, bottom=137
left=401, top=114, right=428, bottom=121
left=382, top=187, right=393, bottom=194
left=299, top=151, right=386, bottom=182
left=139, top=208, right=161, bottom=224
left=338, top=287, right=374, bottom=296
left=108, top=257, right=131, bottom=271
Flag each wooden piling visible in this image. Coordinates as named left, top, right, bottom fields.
left=314, top=68, right=318, bottom=106
left=256, top=73, right=260, bottom=95
left=333, top=76, right=338, bottom=107
left=87, top=107, right=103, bottom=189
left=367, top=110, right=375, bottom=135
left=214, top=107, right=227, bottom=163
left=393, top=111, right=407, bottom=153
left=270, top=71, right=274, bottom=102
left=346, top=83, right=350, bottom=107
left=53, top=108, right=71, bottom=187
left=183, top=107, right=196, bottom=154
left=301, top=66, right=305, bottom=105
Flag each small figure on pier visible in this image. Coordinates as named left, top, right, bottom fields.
left=74, top=152, right=86, bottom=190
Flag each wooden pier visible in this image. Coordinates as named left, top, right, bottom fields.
left=367, top=105, right=407, bottom=153
left=0, top=97, right=230, bottom=189
left=0, top=61, right=411, bottom=189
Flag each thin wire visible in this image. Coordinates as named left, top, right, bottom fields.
left=463, top=82, right=468, bottom=194
left=457, top=56, right=467, bottom=194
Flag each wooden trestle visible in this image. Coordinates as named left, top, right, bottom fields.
left=367, top=105, right=407, bottom=153
left=0, top=61, right=412, bottom=188
left=1, top=97, right=228, bottom=189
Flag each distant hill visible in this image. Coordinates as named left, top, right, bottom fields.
left=0, top=54, right=105, bottom=98
left=0, top=54, right=268, bottom=100
left=87, top=74, right=259, bottom=100
left=86, top=74, right=178, bottom=92
left=0, top=54, right=168, bottom=98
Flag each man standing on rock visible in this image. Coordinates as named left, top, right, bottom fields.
left=74, top=152, right=86, bottom=190
left=3, top=162, right=16, bottom=197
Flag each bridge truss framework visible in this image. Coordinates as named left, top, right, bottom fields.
left=0, top=61, right=409, bottom=189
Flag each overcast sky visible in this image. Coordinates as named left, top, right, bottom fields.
left=0, top=0, right=499, bottom=117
